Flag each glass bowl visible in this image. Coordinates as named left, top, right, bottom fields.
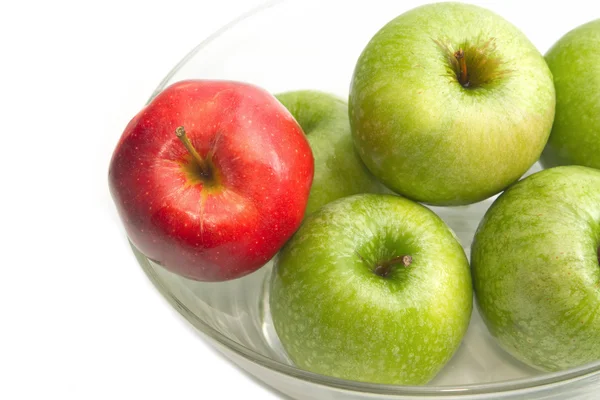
left=132, top=1, right=600, bottom=398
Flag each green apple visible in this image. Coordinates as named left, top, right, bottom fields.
left=540, top=20, right=600, bottom=169
left=270, top=194, right=472, bottom=385
left=471, top=166, right=600, bottom=371
left=276, top=90, right=382, bottom=215
left=349, top=3, right=555, bottom=206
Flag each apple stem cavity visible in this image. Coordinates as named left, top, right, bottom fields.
left=175, top=126, right=212, bottom=180
left=374, top=255, right=413, bottom=278
left=454, top=49, right=469, bottom=87
left=434, top=38, right=508, bottom=90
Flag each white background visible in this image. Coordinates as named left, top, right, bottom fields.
left=0, top=1, right=598, bottom=399
left=0, top=1, right=278, bottom=399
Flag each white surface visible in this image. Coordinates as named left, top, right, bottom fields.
left=0, top=1, right=598, bottom=399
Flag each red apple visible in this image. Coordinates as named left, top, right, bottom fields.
left=109, top=80, right=314, bottom=281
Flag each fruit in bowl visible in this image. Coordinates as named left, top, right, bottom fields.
left=472, top=166, right=600, bottom=371
left=540, top=19, right=600, bottom=170
left=110, top=1, right=600, bottom=398
left=270, top=194, right=472, bottom=385
left=349, top=2, right=555, bottom=205
left=109, top=79, right=314, bottom=282
left=275, top=90, right=383, bottom=215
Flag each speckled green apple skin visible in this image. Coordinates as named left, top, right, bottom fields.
left=472, top=166, right=600, bottom=371
left=270, top=194, right=472, bottom=385
left=541, top=20, right=600, bottom=169
left=349, top=2, right=555, bottom=206
left=276, top=91, right=382, bottom=216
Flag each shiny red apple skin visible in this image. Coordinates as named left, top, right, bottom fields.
left=109, top=80, right=314, bottom=282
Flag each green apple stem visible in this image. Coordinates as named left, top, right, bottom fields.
left=374, top=255, right=413, bottom=278
left=454, top=49, right=469, bottom=87
left=175, top=126, right=212, bottom=179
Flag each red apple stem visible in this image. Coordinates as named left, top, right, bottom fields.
left=374, top=255, right=413, bottom=278
left=175, top=126, right=211, bottom=178
left=454, top=49, right=469, bottom=87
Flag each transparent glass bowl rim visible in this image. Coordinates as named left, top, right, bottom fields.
left=142, top=0, right=600, bottom=396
